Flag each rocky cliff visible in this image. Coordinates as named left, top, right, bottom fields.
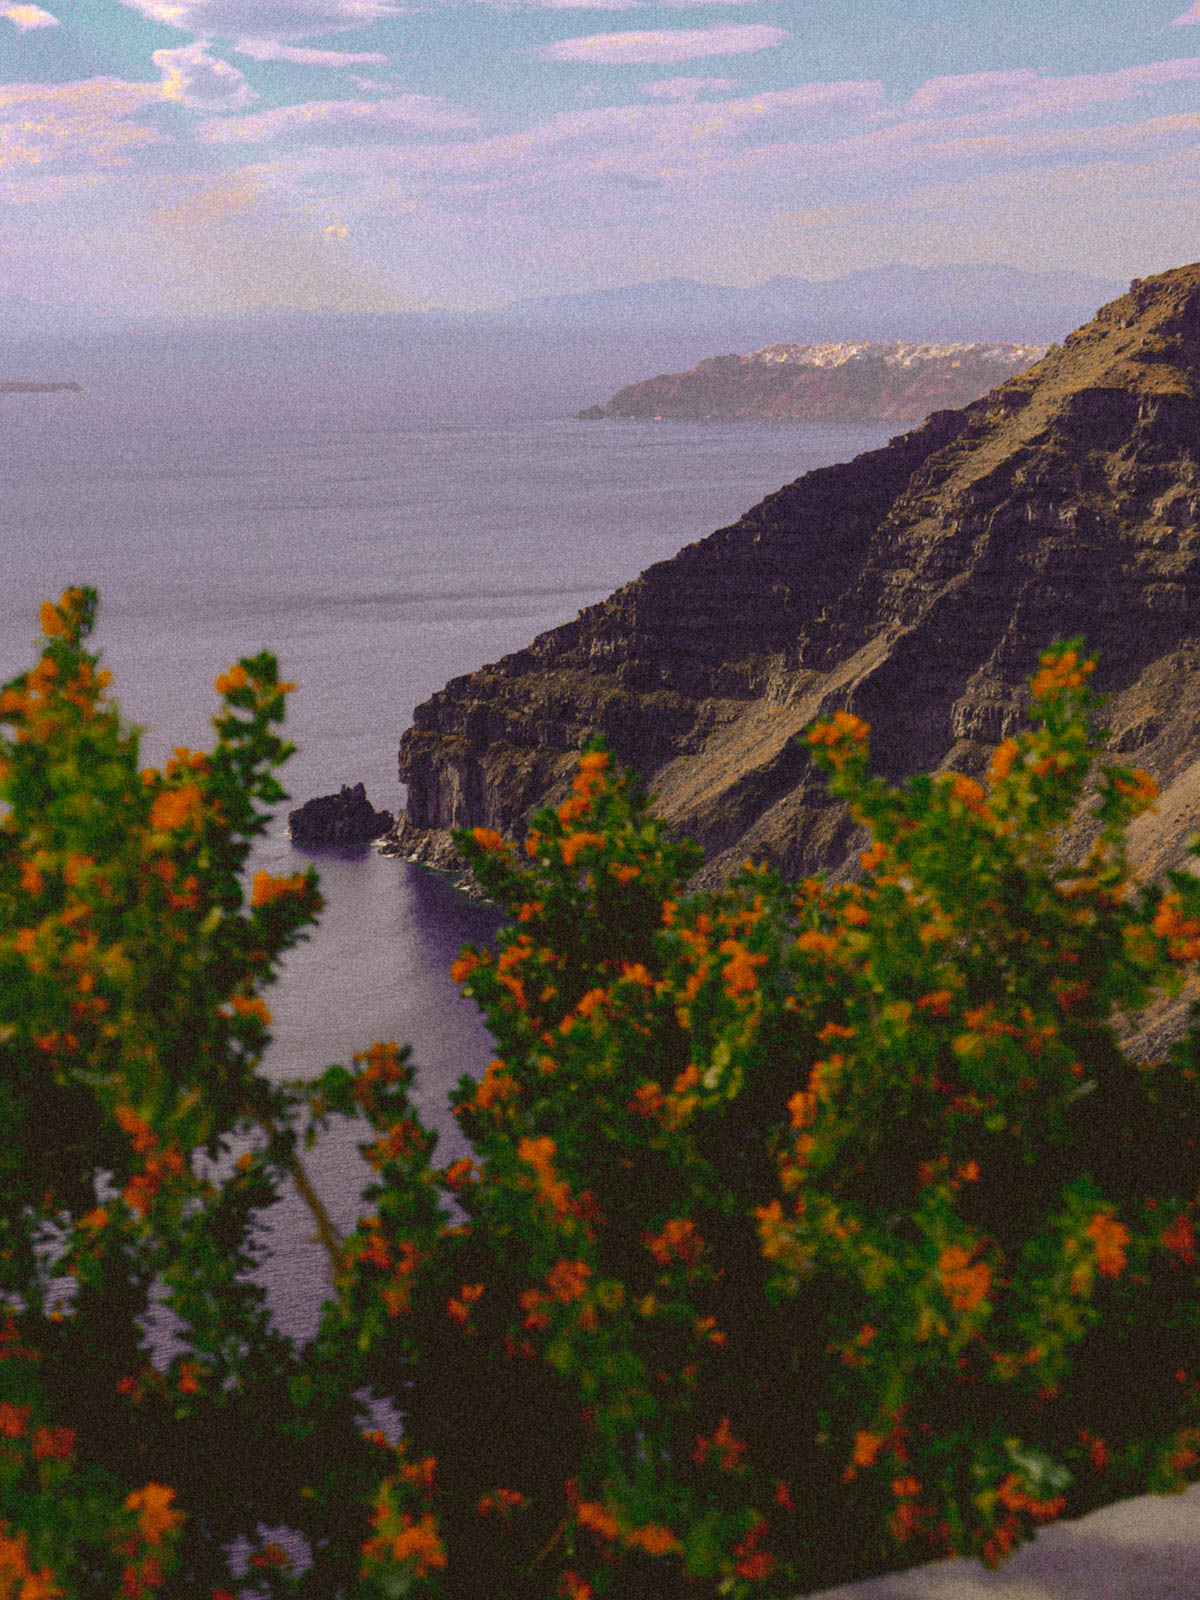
left=578, top=341, right=1046, bottom=423
left=395, top=264, right=1200, bottom=892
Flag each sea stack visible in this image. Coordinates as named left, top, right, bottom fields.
left=395, top=262, right=1200, bottom=887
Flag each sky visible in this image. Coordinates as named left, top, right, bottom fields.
left=2, top=0, right=1200, bottom=315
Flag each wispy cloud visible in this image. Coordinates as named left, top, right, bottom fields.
left=155, top=42, right=258, bottom=110
left=233, top=38, right=389, bottom=63
left=535, top=24, right=788, bottom=63
left=1, top=4, right=58, bottom=27
left=1171, top=2, right=1200, bottom=22
left=118, top=0, right=403, bottom=38
left=0, top=78, right=164, bottom=173
left=641, top=76, right=738, bottom=99
left=908, top=58, right=1200, bottom=119
left=201, top=93, right=478, bottom=142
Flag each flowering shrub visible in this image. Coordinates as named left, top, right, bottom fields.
left=2, top=595, right=1198, bottom=1598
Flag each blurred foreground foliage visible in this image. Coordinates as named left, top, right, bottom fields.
left=0, top=588, right=1197, bottom=1599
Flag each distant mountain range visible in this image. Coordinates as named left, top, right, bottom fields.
left=0, top=265, right=1124, bottom=424
left=493, top=265, right=1122, bottom=345
left=578, top=340, right=1049, bottom=423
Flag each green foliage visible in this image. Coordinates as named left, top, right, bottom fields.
left=1, top=596, right=1198, bottom=1599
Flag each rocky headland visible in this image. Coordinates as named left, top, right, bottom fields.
left=289, top=783, right=393, bottom=847
left=578, top=341, right=1046, bottom=423
left=393, top=263, right=1200, bottom=902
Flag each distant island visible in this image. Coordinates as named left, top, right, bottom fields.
left=0, top=381, right=82, bottom=394
left=578, top=340, right=1046, bottom=423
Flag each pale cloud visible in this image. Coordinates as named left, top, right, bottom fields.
left=0, top=78, right=163, bottom=173
left=233, top=38, right=389, bottom=64
left=641, top=76, right=738, bottom=99
left=1171, top=2, right=1200, bottom=21
left=908, top=58, right=1200, bottom=119
left=1, top=5, right=59, bottom=28
left=201, top=94, right=479, bottom=142
left=118, top=0, right=402, bottom=38
left=475, top=0, right=759, bottom=6
left=155, top=42, right=258, bottom=110
left=536, top=24, right=788, bottom=63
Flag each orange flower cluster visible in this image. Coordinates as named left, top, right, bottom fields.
left=720, top=938, right=767, bottom=996
left=148, top=785, right=203, bottom=833
left=1086, top=1212, right=1130, bottom=1278
left=1161, top=1213, right=1196, bottom=1265
left=807, top=711, right=869, bottom=748
left=1030, top=646, right=1094, bottom=700
left=1153, top=894, right=1200, bottom=961
left=0, top=1524, right=61, bottom=1600
left=645, top=1217, right=703, bottom=1269
left=124, top=1484, right=184, bottom=1545
left=937, top=1245, right=991, bottom=1313
left=475, top=1059, right=520, bottom=1113
left=213, top=663, right=248, bottom=697
left=250, top=870, right=308, bottom=908
left=560, top=831, right=606, bottom=867
left=517, top=1136, right=571, bottom=1220
left=364, top=1512, right=446, bottom=1576
left=447, top=1282, right=484, bottom=1326
left=987, top=737, right=1019, bottom=785
left=692, top=1416, right=747, bottom=1472
left=731, top=1516, right=774, bottom=1580
left=477, top=1487, right=525, bottom=1518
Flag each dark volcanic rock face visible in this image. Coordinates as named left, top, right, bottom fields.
left=396, top=264, right=1200, bottom=886
left=289, top=784, right=394, bottom=848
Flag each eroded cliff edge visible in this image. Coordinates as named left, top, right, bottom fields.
left=394, top=264, right=1200, bottom=889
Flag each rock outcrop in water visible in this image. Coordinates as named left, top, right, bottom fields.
left=578, top=341, right=1046, bottom=423
left=289, top=784, right=393, bottom=847
left=394, top=264, right=1200, bottom=891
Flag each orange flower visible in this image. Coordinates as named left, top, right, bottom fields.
left=949, top=774, right=988, bottom=812
left=1161, top=1213, right=1197, bottom=1265
left=987, top=737, right=1019, bottom=784
left=624, top=1523, right=680, bottom=1556
left=576, top=1501, right=619, bottom=1540
left=547, top=1259, right=591, bottom=1304
left=916, top=988, right=953, bottom=1017
left=808, top=711, right=869, bottom=747
left=471, top=826, right=506, bottom=852
left=0, top=1402, right=31, bottom=1438
left=148, top=784, right=203, bottom=832
left=645, top=1217, right=702, bottom=1268
left=449, top=951, right=481, bottom=983
left=229, top=995, right=271, bottom=1026
left=125, top=1483, right=184, bottom=1544
left=851, top=1430, right=884, bottom=1469
left=560, top=831, right=606, bottom=867
left=475, top=1059, right=519, bottom=1111
left=938, top=1244, right=991, bottom=1312
left=32, top=1426, right=75, bottom=1461
left=384, top=1513, right=447, bottom=1574
left=1086, top=1212, right=1130, bottom=1278
left=720, top=939, right=767, bottom=996
left=214, top=663, right=248, bottom=696
left=39, top=599, right=67, bottom=637
left=251, top=870, right=307, bottom=908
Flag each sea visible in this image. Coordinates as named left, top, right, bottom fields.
left=0, top=380, right=893, bottom=1338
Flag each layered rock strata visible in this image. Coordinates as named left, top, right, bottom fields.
left=395, top=265, right=1200, bottom=890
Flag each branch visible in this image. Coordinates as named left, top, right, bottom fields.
left=242, top=1105, right=345, bottom=1280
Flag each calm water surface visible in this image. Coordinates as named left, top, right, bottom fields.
left=1, top=387, right=892, bottom=1336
